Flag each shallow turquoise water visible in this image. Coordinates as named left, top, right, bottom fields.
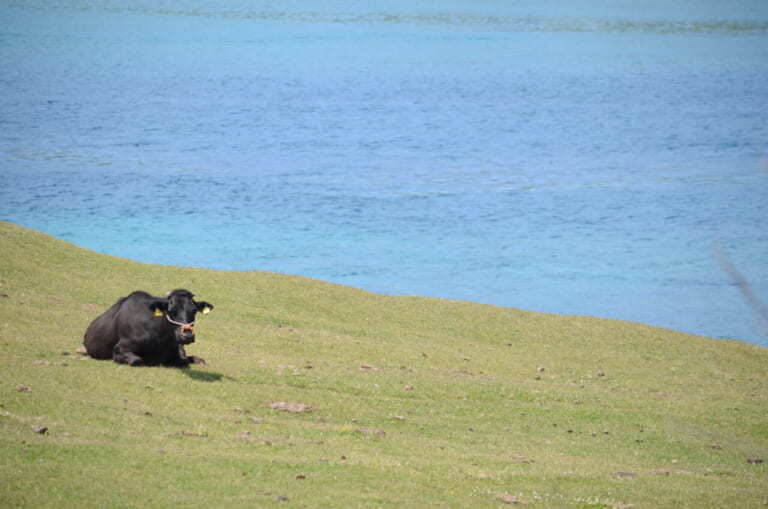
left=2, top=1, right=767, bottom=345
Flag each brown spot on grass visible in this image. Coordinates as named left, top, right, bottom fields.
left=358, top=427, right=386, bottom=437
left=178, top=430, right=208, bottom=438
left=238, top=431, right=255, bottom=441
left=269, top=402, right=313, bottom=413
left=497, top=493, right=526, bottom=504
left=32, top=360, right=68, bottom=367
left=512, top=455, right=533, bottom=464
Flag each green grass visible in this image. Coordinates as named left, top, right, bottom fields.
left=1, top=220, right=766, bottom=507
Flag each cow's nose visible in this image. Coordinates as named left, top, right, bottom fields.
left=179, top=325, right=195, bottom=341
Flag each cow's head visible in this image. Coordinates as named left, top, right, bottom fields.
left=150, top=289, right=214, bottom=344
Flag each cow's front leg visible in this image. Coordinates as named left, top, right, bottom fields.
left=174, top=345, right=206, bottom=367
left=113, top=343, right=144, bottom=366
left=166, top=344, right=191, bottom=368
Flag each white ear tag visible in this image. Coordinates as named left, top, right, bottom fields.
left=202, top=306, right=211, bottom=315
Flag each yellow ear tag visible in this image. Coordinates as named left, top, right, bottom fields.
left=153, top=309, right=163, bottom=317
left=202, top=306, right=211, bottom=315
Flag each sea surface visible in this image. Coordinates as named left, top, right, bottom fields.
left=2, top=1, right=767, bottom=346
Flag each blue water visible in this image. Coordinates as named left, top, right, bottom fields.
left=2, top=1, right=768, bottom=346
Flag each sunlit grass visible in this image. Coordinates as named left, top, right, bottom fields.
left=1, top=221, right=766, bottom=507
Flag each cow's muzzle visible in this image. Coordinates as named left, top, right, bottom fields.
left=178, top=324, right=196, bottom=344
left=166, top=315, right=196, bottom=344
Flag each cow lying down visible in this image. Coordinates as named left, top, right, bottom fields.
left=83, top=289, right=214, bottom=367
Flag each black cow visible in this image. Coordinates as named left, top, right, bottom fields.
left=83, top=289, right=214, bottom=367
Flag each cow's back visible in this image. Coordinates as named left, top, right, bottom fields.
left=83, top=297, right=126, bottom=359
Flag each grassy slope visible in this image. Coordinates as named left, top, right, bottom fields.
left=0, top=221, right=766, bottom=508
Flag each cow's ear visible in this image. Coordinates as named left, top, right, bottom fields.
left=149, top=299, right=168, bottom=316
left=196, top=301, right=214, bottom=315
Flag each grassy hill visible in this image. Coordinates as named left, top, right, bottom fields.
left=1, top=220, right=766, bottom=507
